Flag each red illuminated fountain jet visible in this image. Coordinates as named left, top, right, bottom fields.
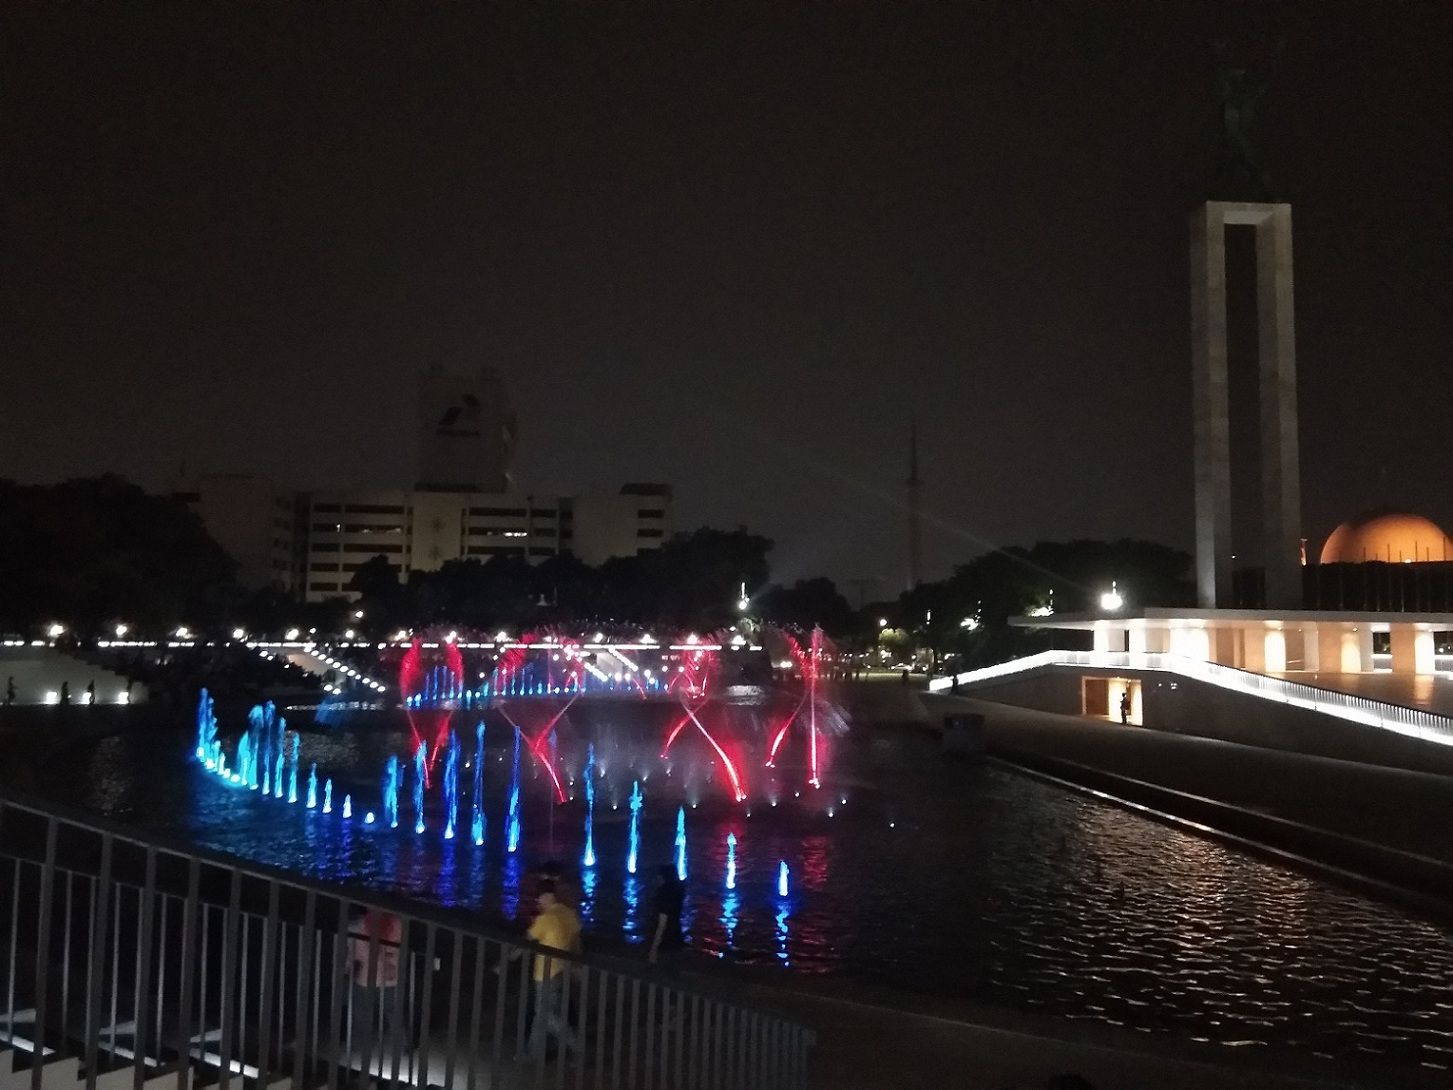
left=398, top=636, right=465, bottom=785
left=765, top=626, right=833, bottom=788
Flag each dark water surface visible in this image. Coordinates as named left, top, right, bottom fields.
left=26, top=701, right=1453, bottom=1074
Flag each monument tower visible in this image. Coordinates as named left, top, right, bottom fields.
left=1191, top=43, right=1302, bottom=610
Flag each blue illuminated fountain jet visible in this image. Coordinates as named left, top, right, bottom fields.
left=306, top=763, right=318, bottom=809
left=725, top=832, right=737, bottom=890
left=778, top=860, right=789, bottom=897
left=322, top=778, right=333, bottom=814
left=471, top=722, right=485, bottom=846
left=443, top=730, right=459, bottom=840
left=627, top=780, right=643, bottom=875
left=195, top=689, right=215, bottom=763
left=288, top=736, right=299, bottom=803
left=506, top=728, right=522, bottom=853
left=675, top=806, right=687, bottom=881
left=272, top=717, right=287, bottom=797
left=582, top=743, right=597, bottom=868
left=382, top=755, right=399, bottom=828
left=413, top=742, right=427, bottom=834
left=257, top=708, right=271, bottom=795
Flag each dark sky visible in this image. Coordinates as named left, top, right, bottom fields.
left=4, top=3, right=1451, bottom=597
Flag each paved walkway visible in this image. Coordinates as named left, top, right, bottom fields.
left=1271, top=669, right=1453, bottom=716
left=736, top=973, right=1435, bottom=1090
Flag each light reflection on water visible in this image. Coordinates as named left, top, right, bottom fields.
left=46, top=711, right=1453, bottom=1073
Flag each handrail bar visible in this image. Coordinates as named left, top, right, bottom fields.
left=930, top=650, right=1453, bottom=747
left=0, top=783, right=793, bottom=1012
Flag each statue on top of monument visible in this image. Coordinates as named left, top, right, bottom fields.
left=1212, top=37, right=1281, bottom=202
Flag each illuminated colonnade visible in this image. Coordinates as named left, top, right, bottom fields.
left=1071, top=609, right=1449, bottom=677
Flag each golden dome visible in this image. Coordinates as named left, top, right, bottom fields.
left=1320, top=511, right=1453, bottom=564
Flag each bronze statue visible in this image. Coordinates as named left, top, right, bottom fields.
left=1213, top=38, right=1281, bottom=201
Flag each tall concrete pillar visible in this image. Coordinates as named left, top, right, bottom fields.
left=1191, top=202, right=1302, bottom=608
left=1241, top=626, right=1266, bottom=672
left=1263, top=629, right=1287, bottom=673
left=1389, top=626, right=1436, bottom=675
left=1355, top=626, right=1375, bottom=673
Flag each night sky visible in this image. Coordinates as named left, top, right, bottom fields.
left=4, top=3, right=1451, bottom=596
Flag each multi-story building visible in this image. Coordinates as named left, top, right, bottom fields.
left=172, top=474, right=301, bottom=593
left=298, top=486, right=672, bottom=601
left=176, top=368, right=674, bottom=600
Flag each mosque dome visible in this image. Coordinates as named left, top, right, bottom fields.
left=1319, top=510, right=1453, bottom=564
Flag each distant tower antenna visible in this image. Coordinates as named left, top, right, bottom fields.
left=907, top=418, right=923, bottom=590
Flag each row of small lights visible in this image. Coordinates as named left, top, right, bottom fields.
left=297, top=646, right=389, bottom=695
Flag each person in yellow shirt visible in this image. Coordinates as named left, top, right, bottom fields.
left=524, top=880, right=582, bottom=1058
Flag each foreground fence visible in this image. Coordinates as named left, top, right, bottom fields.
left=0, top=791, right=812, bottom=1090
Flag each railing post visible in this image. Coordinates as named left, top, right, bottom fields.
left=291, top=891, right=317, bottom=1090
left=174, top=859, right=199, bottom=1090
left=7, top=858, right=21, bottom=1054
left=132, top=848, right=157, bottom=1090
left=442, top=929, right=462, bottom=1090
left=325, top=899, right=349, bottom=1090
left=255, top=881, right=280, bottom=1087
left=30, top=817, right=58, bottom=1090
left=84, top=833, right=113, bottom=1090
left=217, top=870, right=241, bottom=1090
left=416, top=923, right=436, bottom=1090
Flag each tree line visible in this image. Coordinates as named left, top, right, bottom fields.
left=1, top=477, right=1193, bottom=662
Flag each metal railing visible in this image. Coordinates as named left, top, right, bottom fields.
left=0, top=790, right=812, bottom=1089
left=929, top=649, right=1453, bottom=747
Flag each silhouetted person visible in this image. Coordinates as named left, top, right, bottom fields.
left=4, top=677, right=14, bottom=706
left=60, top=681, right=70, bottom=705
left=523, top=880, right=582, bottom=1058
left=648, top=865, right=686, bottom=971
left=348, top=905, right=403, bottom=1083
left=538, top=859, right=580, bottom=912
left=1118, top=690, right=1131, bottom=725
left=86, top=679, right=96, bottom=706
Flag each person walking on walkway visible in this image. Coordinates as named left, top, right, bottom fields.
left=348, top=905, right=404, bottom=1085
left=60, top=681, right=71, bottom=705
left=647, top=865, right=686, bottom=972
left=524, top=880, right=582, bottom=1059
left=4, top=677, right=14, bottom=706
left=1118, top=689, right=1132, bottom=725
left=86, top=679, right=96, bottom=706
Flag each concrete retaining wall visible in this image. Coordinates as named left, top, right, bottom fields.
left=0, top=649, right=143, bottom=706
left=960, top=665, right=1453, bottom=778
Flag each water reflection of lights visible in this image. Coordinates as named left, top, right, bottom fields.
left=623, top=874, right=643, bottom=944
left=719, top=889, right=741, bottom=955
left=500, top=851, right=523, bottom=921
left=775, top=905, right=791, bottom=967
left=580, top=866, right=598, bottom=925
left=168, top=689, right=1453, bottom=1071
